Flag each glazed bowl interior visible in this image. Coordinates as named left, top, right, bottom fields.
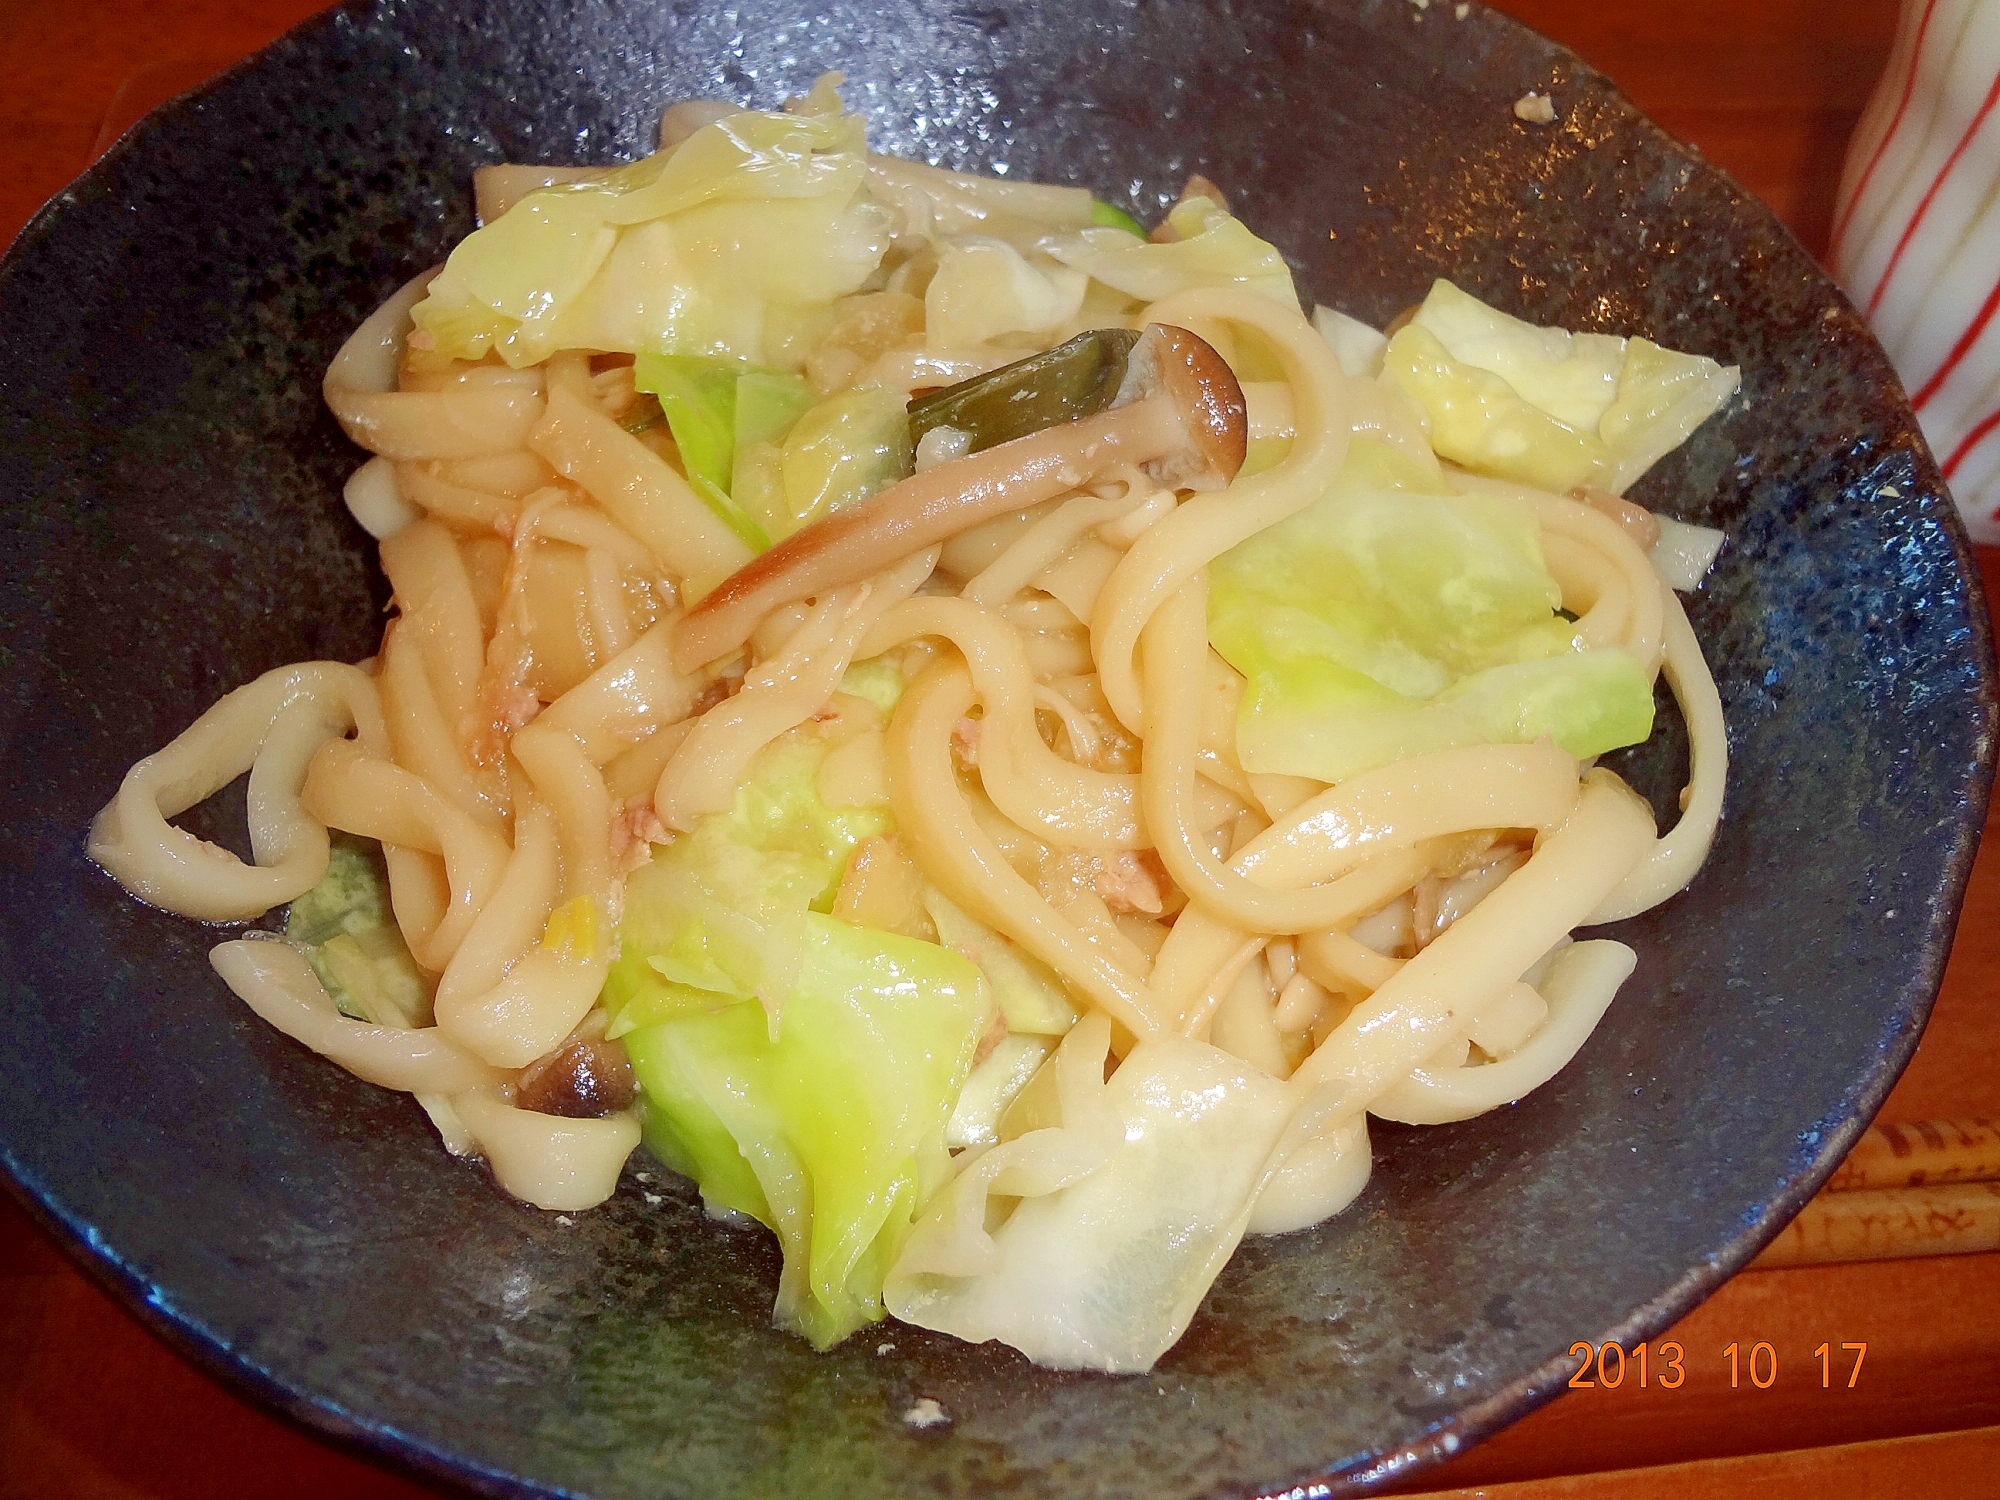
left=0, top=1, right=1990, bottom=1497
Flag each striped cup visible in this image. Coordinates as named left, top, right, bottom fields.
left=1832, top=0, right=2000, bottom=543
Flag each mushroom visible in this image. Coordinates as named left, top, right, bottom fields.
left=1149, top=174, right=1231, bottom=242
left=672, top=322, right=1247, bottom=672
left=515, top=1033, right=638, bottom=1119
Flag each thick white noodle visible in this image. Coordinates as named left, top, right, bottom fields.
left=451, top=1090, right=641, bottom=1211
left=656, top=547, right=937, bottom=830
left=1368, top=940, right=1638, bottom=1124
left=343, top=455, right=422, bottom=539
left=1586, top=587, right=1728, bottom=923
left=324, top=268, right=546, bottom=461
left=886, top=661, right=1160, bottom=1037
left=860, top=594, right=1150, bottom=849
left=1090, top=286, right=1352, bottom=733
left=1290, top=772, right=1655, bottom=1110
left=210, top=938, right=502, bottom=1094
left=88, top=663, right=388, bottom=922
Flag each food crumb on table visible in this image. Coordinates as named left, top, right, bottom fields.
left=903, top=1398, right=948, bottom=1428
left=1514, top=91, right=1557, bottom=123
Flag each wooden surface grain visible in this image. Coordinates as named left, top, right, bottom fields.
left=2, top=1, right=1996, bottom=1496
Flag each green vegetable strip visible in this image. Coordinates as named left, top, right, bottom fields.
left=623, top=915, right=988, bottom=1349
left=906, top=327, right=1140, bottom=454
left=1209, top=436, right=1656, bottom=782
left=284, top=833, right=433, bottom=1027
left=633, top=353, right=774, bottom=552
left=735, top=371, right=816, bottom=450
left=607, top=723, right=997, bottom=1347
left=1090, top=199, right=1148, bottom=238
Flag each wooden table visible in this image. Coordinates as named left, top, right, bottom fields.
left=2, top=1, right=1995, bottom=1495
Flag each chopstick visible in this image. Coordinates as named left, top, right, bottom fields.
left=1750, top=1118, right=2000, bottom=1269
left=1822, top=1116, right=2000, bottom=1191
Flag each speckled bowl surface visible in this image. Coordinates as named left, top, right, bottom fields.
left=0, top=1, right=1991, bottom=1496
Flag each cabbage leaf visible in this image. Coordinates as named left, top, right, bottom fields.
left=922, top=887, right=1079, bottom=1036
left=885, top=1015, right=1298, bottom=1372
left=606, top=724, right=995, bottom=1348
left=1209, top=436, right=1655, bottom=781
left=285, top=833, right=431, bottom=1028
left=410, top=108, right=888, bottom=369
left=775, top=384, right=914, bottom=539
left=602, top=731, right=888, bottom=1028
left=1039, top=197, right=1297, bottom=308
left=631, top=354, right=815, bottom=551
left=1088, top=199, right=1146, bottom=238
left=1382, top=280, right=1739, bottom=493
left=622, top=915, right=989, bottom=1349
left=924, top=236, right=1087, bottom=349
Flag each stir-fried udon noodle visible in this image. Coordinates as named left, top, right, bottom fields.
left=89, top=81, right=1733, bottom=1373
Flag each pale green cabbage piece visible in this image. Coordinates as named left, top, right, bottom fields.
left=886, top=1018, right=1298, bottom=1373
left=775, top=384, right=914, bottom=539
left=606, top=724, right=994, bottom=1348
left=736, top=369, right=817, bottom=452
left=921, top=887, right=1079, bottom=1036
left=945, top=1034, right=1052, bottom=1149
left=1312, top=303, right=1389, bottom=378
left=1382, top=279, right=1740, bottom=493
left=410, top=108, right=888, bottom=369
left=924, top=236, right=1088, bottom=349
left=601, top=731, right=888, bottom=1027
left=622, top=913, right=989, bottom=1349
left=1038, top=197, right=1298, bottom=308
left=631, top=354, right=817, bottom=550
left=285, top=833, right=431, bottom=1028
left=1208, top=436, right=1655, bottom=782
left=835, top=655, right=909, bottom=718
left=1088, top=199, right=1146, bottom=237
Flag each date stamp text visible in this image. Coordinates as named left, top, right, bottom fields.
left=1565, top=1341, right=1868, bottom=1390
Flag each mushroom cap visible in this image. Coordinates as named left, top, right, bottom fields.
left=1114, top=323, right=1248, bottom=490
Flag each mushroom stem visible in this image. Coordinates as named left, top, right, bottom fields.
left=672, top=322, right=1246, bottom=673
left=673, top=399, right=1182, bottom=671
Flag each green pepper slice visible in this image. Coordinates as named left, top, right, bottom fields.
left=906, top=327, right=1141, bottom=456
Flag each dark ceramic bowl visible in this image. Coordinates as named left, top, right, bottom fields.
left=0, top=1, right=1991, bottom=1495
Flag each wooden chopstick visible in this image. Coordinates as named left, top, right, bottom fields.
left=1822, top=1117, right=2000, bottom=1192
left=1752, top=1182, right=2000, bottom=1268
left=1750, top=1119, right=2000, bottom=1270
